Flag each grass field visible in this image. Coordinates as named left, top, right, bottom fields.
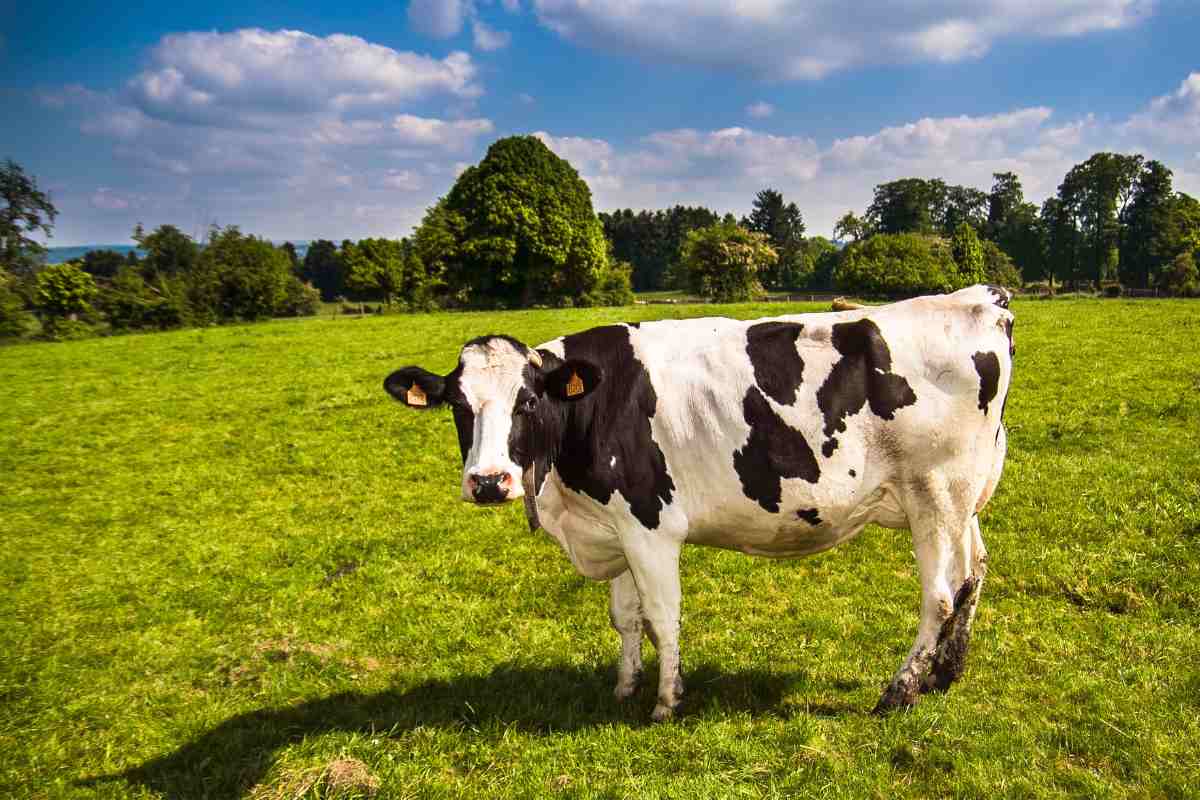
left=2, top=297, right=1199, bottom=799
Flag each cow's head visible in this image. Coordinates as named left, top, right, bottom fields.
left=384, top=335, right=601, bottom=504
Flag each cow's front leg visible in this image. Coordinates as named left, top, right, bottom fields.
left=621, top=532, right=684, bottom=721
left=608, top=570, right=644, bottom=702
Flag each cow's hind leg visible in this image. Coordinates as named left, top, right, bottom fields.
left=609, top=570, right=644, bottom=701
left=874, top=482, right=978, bottom=714
left=925, top=514, right=987, bottom=693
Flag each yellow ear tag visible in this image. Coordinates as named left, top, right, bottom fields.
left=406, top=384, right=428, bottom=406
left=566, top=371, right=585, bottom=398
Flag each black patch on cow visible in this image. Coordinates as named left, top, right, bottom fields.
left=985, top=285, right=1010, bottom=309
left=796, top=508, right=821, bottom=525
left=972, top=352, right=1001, bottom=414
left=526, top=326, right=675, bottom=530
left=746, top=321, right=805, bottom=405
left=925, top=576, right=980, bottom=693
left=815, top=318, right=917, bottom=457
left=627, top=322, right=641, bottom=329
left=848, top=469, right=857, bottom=477
left=733, top=386, right=820, bottom=513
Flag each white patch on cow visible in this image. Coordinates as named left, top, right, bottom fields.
left=609, top=455, right=616, bottom=468
left=456, top=338, right=529, bottom=501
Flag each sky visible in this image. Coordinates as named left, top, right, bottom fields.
left=3, top=0, right=1200, bottom=246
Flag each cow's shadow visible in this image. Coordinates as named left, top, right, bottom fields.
left=82, top=662, right=861, bottom=799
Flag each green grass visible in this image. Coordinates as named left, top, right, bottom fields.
left=2, top=298, right=1198, bottom=799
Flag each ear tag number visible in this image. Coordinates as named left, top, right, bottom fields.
left=407, top=385, right=428, bottom=406
left=566, top=371, right=585, bottom=398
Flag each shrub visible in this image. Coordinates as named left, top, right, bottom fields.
left=99, top=268, right=186, bottom=331
left=580, top=260, right=635, bottom=307
left=681, top=223, right=775, bottom=302
left=34, top=262, right=98, bottom=322
left=981, top=240, right=1023, bottom=289
left=278, top=278, right=322, bottom=317
left=835, top=233, right=961, bottom=296
left=0, top=269, right=29, bottom=338
left=1159, top=251, right=1200, bottom=297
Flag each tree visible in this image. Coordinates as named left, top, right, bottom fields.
left=1040, top=196, right=1079, bottom=289
left=941, top=185, right=988, bottom=235
left=98, top=266, right=187, bottom=331
left=419, top=135, right=615, bottom=307
left=866, top=178, right=947, bottom=235
left=986, top=172, right=1024, bottom=240
left=189, top=226, right=294, bottom=321
left=301, top=239, right=346, bottom=301
left=835, top=233, right=961, bottom=296
left=34, top=261, right=97, bottom=321
left=981, top=240, right=1023, bottom=288
left=133, top=224, right=199, bottom=281
left=79, top=249, right=127, bottom=279
left=680, top=222, right=775, bottom=302
left=0, top=269, right=28, bottom=338
left=834, top=211, right=869, bottom=242
left=0, top=160, right=57, bottom=277
left=950, top=223, right=986, bottom=285
left=800, top=236, right=840, bottom=290
left=742, top=189, right=806, bottom=289
left=1159, top=250, right=1200, bottom=297
left=279, top=242, right=300, bottom=274
left=1056, top=152, right=1143, bottom=285
left=342, top=238, right=405, bottom=304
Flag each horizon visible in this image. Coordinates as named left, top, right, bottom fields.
left=5, top=2, right=1200, bottom=246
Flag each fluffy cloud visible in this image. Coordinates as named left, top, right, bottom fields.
left=473, top=20, right=512, bottom=50
left=534, top=82, right=1200, bottom=238
left=50, top=29, right=496, bottom=241
left=127, top=28, right=480, bottom=127
left=530, top=0, right=1153, bottom=79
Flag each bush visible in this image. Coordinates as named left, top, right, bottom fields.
left=981, top=240, right=1023, bottom=289
left=681, top=222, right=775, bottom=302
left=0, top=270, right=29, bottom=338
left=1159, top=251, right=1200, bottom=297
left=34, top=262, right=98, bottom=322
left=189, top=226, right=294, bottom=321
left=278, top=278, right=322, bottom=317
left=580, top=260, right=635, bottom=307
left=40, top=317, right=96, bottom=341
left=835, top=233, right=961, bottom=296
left=99, top=268, right=187, bottom=331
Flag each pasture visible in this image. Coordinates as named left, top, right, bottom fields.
left=2, top=297, right=1198, bottom=799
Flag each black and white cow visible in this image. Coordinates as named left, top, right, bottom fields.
left=385, top=285, right=1014, bottom=718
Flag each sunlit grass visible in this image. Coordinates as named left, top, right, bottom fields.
left=1, top=297, right=1198, bottom=798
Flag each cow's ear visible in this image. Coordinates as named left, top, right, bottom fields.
left=543, top=359, right=603, bottom=402
left=384, top=367, right=446, bottom=409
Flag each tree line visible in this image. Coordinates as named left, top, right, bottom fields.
left=4, top=142, right=1199, bottom=341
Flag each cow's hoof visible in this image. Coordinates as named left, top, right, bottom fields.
left=613, top=681, right=639, bottom=702
left=651, top=702, right=678, bottom=722
left=872, top=680, right=920, bottom=715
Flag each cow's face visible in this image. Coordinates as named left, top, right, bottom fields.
left=385, top=335, right=601, bottom=504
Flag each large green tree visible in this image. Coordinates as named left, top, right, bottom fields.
left=0, top=159, right=57, bottom=277
left=133, top=224, right=199, bottom=281
left=188, top=226, right=295, bottom=321
left=835, top=233, right=963, bottom=296
left=1056, top=152, right=1143, bottom=285
left=300, top=239, right=346, bottom=301
left=741, top=188, right=806, bottom=289
left=422, top=135, right=614, bottom=307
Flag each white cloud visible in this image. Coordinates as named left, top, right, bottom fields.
left=1124, top=71, right=1200, bottom=146
left=408, top=0, right=470, bottom=38
left=746, top=101, right=774, bottom=119
left=530, top=0, right=1154, bottom=79
left=472, top=20, right=512, bottom=50
left=127, top=29, right=480, bottom=129
left=50, top=28, right=497, bottom=242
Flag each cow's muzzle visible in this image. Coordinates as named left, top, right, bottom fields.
left=468, top=471, right=513, bottom=504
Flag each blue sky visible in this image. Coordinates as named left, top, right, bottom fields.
left=3, top=0, right=1199, bottom=245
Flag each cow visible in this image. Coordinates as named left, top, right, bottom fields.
left=384, top=285, right=1014, bottom=719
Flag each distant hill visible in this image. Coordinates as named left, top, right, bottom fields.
left=45, top=241, right=311, bottom=264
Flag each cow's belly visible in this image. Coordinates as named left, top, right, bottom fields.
left=534, top=471, right=630, bottom=580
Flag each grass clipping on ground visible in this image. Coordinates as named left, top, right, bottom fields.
left=250, top=757, right=380, bottom=799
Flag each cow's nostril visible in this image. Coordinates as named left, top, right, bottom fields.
left=470, top=472, right=510, bottom=503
